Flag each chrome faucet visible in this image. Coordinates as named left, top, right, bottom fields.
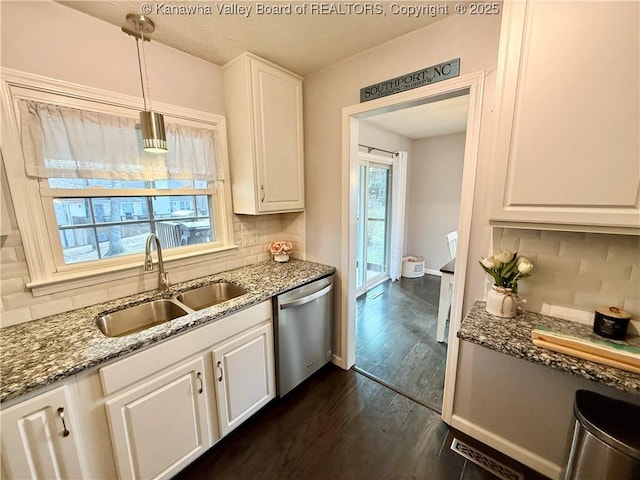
left=144, top=233, right=169, bottom=291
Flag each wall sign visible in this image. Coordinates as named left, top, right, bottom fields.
left=360, top=58, right=460, bottom=102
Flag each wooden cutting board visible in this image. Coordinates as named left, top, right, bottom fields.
left=531, top=327, right=640, bottom=374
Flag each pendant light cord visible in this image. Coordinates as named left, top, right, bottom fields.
left=135, top=36, right=148, bottom=111
left=135, top=27, right=153, bottom=112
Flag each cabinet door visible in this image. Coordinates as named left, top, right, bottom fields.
left=105, top=357, right=210, bottom=480
left=490, top=1, right=640, bottom=230
left=0, top=385, right=84, bottom=479
left=251, top=58, right=305, bottom=212
left=212, top=323, right=276, bottom=436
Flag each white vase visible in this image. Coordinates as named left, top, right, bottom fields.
left=274, top=253, right=289, bottom=263
left=485, top=285, right=517, bottom=318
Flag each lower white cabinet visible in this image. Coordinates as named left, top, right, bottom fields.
left=105, top=356, right=211, bottom=480
left=99, top=300, right=274, bottom=479
left=212, top=322, right=276, bottom=436
left=2, top=301, right=276, bottom=480
left=0, top=383, right=84, bottom=479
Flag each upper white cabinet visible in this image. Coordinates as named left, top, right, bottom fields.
left=1, top=383, right=84, bottom=479
left=489, top=1, right=640, bottom=232
left=223, top=52, right=305, bottom=214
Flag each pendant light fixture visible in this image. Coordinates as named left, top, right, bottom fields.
left=124, top=14, right=167, bottom=153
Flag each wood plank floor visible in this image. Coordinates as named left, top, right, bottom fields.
left=356, top=275, right=447, bottom=410
left=172, top=365, right=498, bottom=480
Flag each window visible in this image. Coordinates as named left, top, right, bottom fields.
left=1, top=71, right=235, bottom=292
left=47, top=183, right=214, bottom=265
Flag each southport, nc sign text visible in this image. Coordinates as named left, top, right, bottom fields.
left=360, top=58, right=460, bottom=102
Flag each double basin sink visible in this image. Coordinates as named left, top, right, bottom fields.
left=95, top=282, right=248, bottom=338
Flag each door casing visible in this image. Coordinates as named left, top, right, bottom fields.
left=340, top=71, right=485, bottom=423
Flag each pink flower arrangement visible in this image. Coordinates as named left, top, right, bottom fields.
left=269, top=240, right=293, bottom=255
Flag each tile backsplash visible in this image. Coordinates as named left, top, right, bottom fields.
left=492, top=228, right=640, bottom=334
left=0, top=212, right=305, bottom=328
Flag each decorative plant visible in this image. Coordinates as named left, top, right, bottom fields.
left=269, top=240, right=293, bottom=256
left=479, top=251, right=533, bottom=293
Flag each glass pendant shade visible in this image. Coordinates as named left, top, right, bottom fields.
left=140, top=110, right=167, bottom=153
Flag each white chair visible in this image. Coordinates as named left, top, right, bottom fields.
left=446, top=231, right=457, bottom=259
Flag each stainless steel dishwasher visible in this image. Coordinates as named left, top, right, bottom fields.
left=274, top=275, right=333, bottom=396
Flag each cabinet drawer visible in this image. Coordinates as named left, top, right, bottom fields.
left=99, top=300, right=272, bottom=395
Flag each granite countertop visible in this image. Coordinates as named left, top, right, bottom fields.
left=0, top=259, right=335, bottom=403
left=458, top=301, right=640, bottom=394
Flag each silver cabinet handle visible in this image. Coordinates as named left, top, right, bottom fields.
left=216, top=361, right=223, bottom=381
left=260, top=184, right=265, bottom=202
left=57, top=407, right=70, bottom=437
left=196, top=372, right=203, bottom=394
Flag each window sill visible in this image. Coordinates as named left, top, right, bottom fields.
left=27, top=244, right=239, bottom=297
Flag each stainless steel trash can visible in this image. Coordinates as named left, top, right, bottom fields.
left=565, top=390, right=640, bottom=480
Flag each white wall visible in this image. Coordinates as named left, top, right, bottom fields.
left=406, top=132, right=465, bottom=272
left=358, top=121, right=413, bottom=155
left=0, top=2, right=304, bottom=326
left=0, top=1, right=225, bottom=115
left=304, top=12, right=503, bottom=358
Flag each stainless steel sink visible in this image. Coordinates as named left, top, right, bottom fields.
left=176, top=282, right=248, bottom=311
left=96, top=300, right=189, bottom=338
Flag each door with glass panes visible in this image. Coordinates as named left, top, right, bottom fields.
left=356, top=159, right=391, bottom=294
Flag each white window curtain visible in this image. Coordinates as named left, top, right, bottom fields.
left=389, top=151, right=408, bottom=281
left=18, top=99, right=223, bottom=181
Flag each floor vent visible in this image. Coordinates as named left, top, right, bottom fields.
left=450, top=438, right=524, bottom=480
left=366, top=289, right=384, bottom=300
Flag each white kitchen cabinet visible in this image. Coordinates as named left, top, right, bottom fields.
left=489, top=0, right=640, bottom=232
left=212, top=322, right=276, bottom=436
left=105, top=356, right=211, bottom=480
left=0, top=383, right=84, bottom=479
left=98, top=300, right=273, bottom=478
left=223, top=52, right=305, bottom=214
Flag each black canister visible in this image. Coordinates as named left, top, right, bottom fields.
left=593, top=306, right=632, bottom=340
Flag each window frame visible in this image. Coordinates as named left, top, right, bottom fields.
left=1, top=69, right=237, bottom=296
left=41, top=185, right=219, bottom=270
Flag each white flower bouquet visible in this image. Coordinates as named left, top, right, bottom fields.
left=479, top=250, right=533, bottom=293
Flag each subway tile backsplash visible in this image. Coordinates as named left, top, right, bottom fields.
left=493, top=228, right=640, bottom=334
left=0, top=212, right=305, bottom=328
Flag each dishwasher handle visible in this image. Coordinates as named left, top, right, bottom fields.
left=279, top=284, right=333, bottom=310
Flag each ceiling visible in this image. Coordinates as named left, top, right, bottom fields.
left=362, top=94, right=469, bottom=139
left=58, top=1, right=448, bottom=76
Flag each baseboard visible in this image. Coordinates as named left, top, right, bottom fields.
left=331, top=354, right=346, bottom=369
left=425, top=268, right=442, bottom=277
left=450, top=415, right=562, bottom=480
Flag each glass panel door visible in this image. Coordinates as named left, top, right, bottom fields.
left=356, top=161, right=391, bottom=293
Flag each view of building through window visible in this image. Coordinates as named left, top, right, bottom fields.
left=48, top=179, right=214, bottom=264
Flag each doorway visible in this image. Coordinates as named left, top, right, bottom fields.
left=356, top=156, right=392, bottom=295
left=341, top=72, right=485, bottom=422
left=354, top=103, right=467, bottom=411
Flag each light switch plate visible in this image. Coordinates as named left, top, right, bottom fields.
left=242, top=232, right=257, bottom=247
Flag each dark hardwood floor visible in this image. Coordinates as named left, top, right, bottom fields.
left=356, top=275, right=447, bottom=411
left=172, top=365, right=499, bottom=480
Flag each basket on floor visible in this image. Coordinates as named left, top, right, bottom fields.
left=401, top=256, right=425, bottom=278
